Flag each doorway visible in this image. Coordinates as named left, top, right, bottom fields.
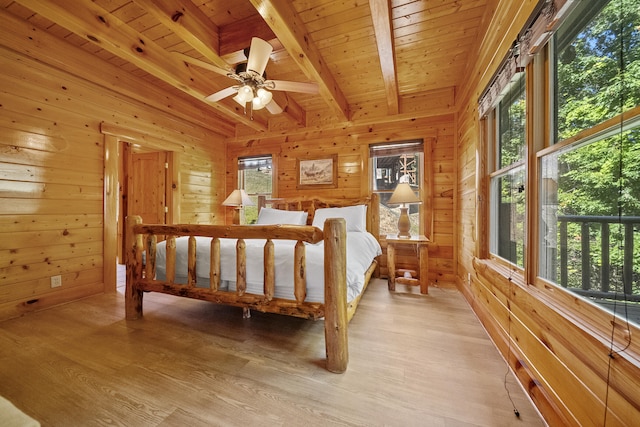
left=117, top=142, right=173, bottom=264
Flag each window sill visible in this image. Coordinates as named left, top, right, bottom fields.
left=472, top=256, right=526, bottom=288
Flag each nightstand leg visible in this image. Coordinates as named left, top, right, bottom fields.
left=387, top=243, right=396, bottom=291
left=419, top=244, right=428, bottom=294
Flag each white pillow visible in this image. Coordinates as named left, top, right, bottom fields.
left=256, top=207, right=308, bottom=225
left=312, top=205, right=367, bottom=232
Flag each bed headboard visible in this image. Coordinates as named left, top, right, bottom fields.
left=257, top=194, right=380, bottom=241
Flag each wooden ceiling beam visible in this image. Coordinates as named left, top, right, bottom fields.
left=248, top=0, right=350, bottom=121
left=276, top=93, right=306, bottom=127
left=15, top=0, right=268, bottom=132
left=369, top=0, right=399, bottom=115
left=131, top=0, right=231, bottom=72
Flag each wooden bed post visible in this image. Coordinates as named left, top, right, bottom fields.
left=125, top=215, right=144, bottom=320
left=324, top=217, right=348, bottom=373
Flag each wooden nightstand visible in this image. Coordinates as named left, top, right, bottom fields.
left=386, top=234, right=430, bottom=294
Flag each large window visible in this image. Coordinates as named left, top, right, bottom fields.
left=490, top=73, right=527, bottom=268
left=540, top=0, right=640, bottom=322
left=370, top=141, right=423, bottom=236
left=238, top=155, right=272, bottom=224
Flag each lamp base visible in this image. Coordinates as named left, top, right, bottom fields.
left=232, top=207, right=241, bottom=225
left=396, top=206, right=411, bottom=238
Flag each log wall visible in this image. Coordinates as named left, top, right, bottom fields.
left=0, top=11, right=225, bottom=321
left=456, top=0, right=640, bottom=425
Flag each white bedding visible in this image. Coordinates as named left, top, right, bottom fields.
left=154, top=232, right=381, bottom=303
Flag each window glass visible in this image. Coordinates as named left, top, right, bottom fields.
left=490, top=73, right=526, bottom=268
left=238, top=155, right=272, bottom=224
left=370, top=141, right=423, bottom=236
left=498, top=74, right=526, bottom=168
left=491, top=166, right=526, bottom=267
left=542, top=0, right=640, bottom=323
left=554, top=0, right=635, bottom=142
left=540, top=127, right=640, bottom=322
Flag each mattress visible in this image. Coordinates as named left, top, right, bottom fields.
left=153, top=232, right=381, bottom=303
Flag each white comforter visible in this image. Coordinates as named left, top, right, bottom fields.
left=154, top=232, right=381, bottom=303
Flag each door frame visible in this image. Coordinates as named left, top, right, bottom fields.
left=102, top=124, right=179, bottom=292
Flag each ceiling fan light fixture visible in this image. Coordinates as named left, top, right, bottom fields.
left=200, top=37, right=318, bottom=116
left=236, top=85, right=254, bottom=103
left=252, top=96, right=266, bottom=110
left=256, top=87, right=273, bottom=105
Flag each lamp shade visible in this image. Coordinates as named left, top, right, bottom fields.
left=388, top=182, right=421, bottom=205
left=222, top=189, right=254, bottom=206
left=236, top=85, right=254, bottom=104
left=256, top=87, right=272, bottom=104
left=252, top=96, right=266, bottom=110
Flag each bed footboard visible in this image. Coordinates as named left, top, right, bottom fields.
left=124, top=216, right=349, bottom=372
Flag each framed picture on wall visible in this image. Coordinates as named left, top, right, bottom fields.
left=296, top=154, right=338, bottom=189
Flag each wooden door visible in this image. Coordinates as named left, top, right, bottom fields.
left=127, top=151, right=167, bottom=224
left=119, top=144, right=172, bottom=263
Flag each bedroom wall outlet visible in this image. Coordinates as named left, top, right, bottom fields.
left=50, top=275, right=62, bottom=288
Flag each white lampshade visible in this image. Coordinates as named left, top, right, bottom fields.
left=222, top=189, right=254, bottom=207
left=236, top=85, right=254, bottom=104
left=252, top=96, right=266, bottom=110
left=388, top=182, right=421, bottom=206
left=256, top=87, right=272, bottom=104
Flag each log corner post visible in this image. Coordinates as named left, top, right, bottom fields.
left=125, top=215, right=144, bottom=320
left=323, top=218, right=348, bottom=373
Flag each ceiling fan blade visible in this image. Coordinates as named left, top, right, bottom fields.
left=205, top=86, right=238, bottom=102
left=173, top=52, right=232, bottom=76
left=246, top=37, right=273, bottom=76
left=268, top=80, right=319, bottom=94
left=265, top=99, right=283, bottom=114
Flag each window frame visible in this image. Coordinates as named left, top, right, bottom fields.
left=369, top=140, right=425, bottom=238
left=237, top=154, right=274, bottom=225
left=485, top=70, right=528, bottom=270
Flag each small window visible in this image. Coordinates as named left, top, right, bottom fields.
left=370, top=141, right=423, bottom=236
left=238, top=155, right=272, bottom=224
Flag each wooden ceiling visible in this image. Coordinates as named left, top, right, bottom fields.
left=4, top=0, right=489, bottom=137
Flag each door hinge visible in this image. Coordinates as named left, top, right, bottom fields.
left=165, top=162, right=169, bottom=169
left=164, top=206, right=169, bottom=213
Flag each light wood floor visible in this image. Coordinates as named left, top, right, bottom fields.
left=0, top=273, right=545, bottom=426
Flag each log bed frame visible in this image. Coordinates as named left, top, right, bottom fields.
left=124, top=194, right=379, bottom=373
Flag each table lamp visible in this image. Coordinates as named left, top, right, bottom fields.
left=388, top=182, right=421, bottom=238
left=222, top=189, right=254, bottom=225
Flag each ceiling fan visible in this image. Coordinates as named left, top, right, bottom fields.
left=176, top=38, right=319, bottom=115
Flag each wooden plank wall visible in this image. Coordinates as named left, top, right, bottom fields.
left=0, top=12, right=225, bottom=321
left=226, top=114, right=456, bottom=286
left=456, top=0, right=640, bottom=425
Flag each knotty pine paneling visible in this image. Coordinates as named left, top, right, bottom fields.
left=0, top=23, right=225, bottom=320
left=456, top=0, right=640, bottom=424
left=227, top=115, right=456, bottom=288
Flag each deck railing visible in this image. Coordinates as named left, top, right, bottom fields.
left=555, top=215, right=640, bottom=301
